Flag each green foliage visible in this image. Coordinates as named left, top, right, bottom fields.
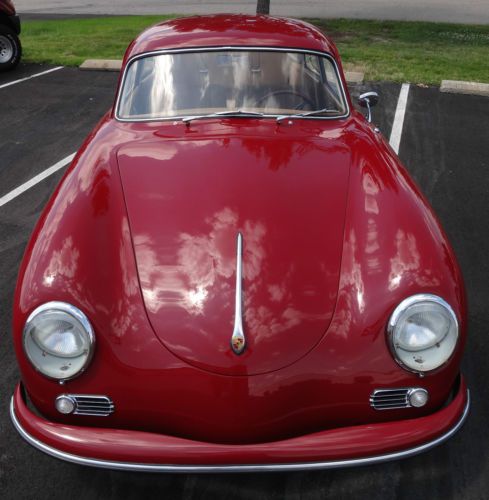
left=21, top=16, right=174, bottom=65
left=310, top=18, right=489, bottom=84
left=21, top=16, right=489, bottom=84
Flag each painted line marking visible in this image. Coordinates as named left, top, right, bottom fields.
left=0, top=153, right=75, bottom=208
left=389, top=83, right=410, bottom=154
left=0, top=66, right=63, bottom=90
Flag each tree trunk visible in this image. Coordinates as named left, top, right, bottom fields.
left=256, top=0, right=270, bottom=14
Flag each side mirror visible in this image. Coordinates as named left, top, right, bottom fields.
left=358, top=91, right=379, bottom=123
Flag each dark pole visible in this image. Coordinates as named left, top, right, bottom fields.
left=256, top=0, right=270, bottom=14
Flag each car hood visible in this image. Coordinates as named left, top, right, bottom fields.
left=117, top=128, right=351, bottom=375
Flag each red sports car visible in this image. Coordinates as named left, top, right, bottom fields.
left=10, top=15, right=469, bottom=471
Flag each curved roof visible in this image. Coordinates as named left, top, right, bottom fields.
left=123, top=14, right=339, bottom=62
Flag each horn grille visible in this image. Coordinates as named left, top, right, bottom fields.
left=70, top=395, right=114, bottom=416
left=370, top=388, right=411, bottom=410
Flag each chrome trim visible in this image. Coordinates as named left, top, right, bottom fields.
left=370, top=387, right=429, bottom=410
left=56, top=394, right=115, bottom=417
left=9, top=389, right=470, bottom=472
left=358, top=91, right=379, bottom=123
left=408, top=388, right=429, bottom=408
left=387, top=294, right=459, bottom=375
left=114, top=46, right=350, bottom=123
left=55, top=395, right=76, bottom=414
left=231, top=232, right=246, bottom=355
left=23, top=301, right=96, bottom=382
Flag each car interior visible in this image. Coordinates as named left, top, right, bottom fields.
left=118, top=50, right=346, bottom=119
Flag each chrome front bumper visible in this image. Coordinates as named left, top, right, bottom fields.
left=10, top=380, right=470, bottom=473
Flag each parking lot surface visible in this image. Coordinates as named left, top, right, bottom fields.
left=0, top=65, right=488, bottom=499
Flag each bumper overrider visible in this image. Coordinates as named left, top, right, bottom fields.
left=10, top=378, right=469, bottom=472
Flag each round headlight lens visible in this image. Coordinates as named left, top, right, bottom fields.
left=388, top=294, right=458, bottom=373
left=23, top=302, right=95, bottom=380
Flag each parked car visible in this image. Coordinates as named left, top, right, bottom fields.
left=0, top=0, right=21, bottom=71
left=10, top=14, right=469, bottom=472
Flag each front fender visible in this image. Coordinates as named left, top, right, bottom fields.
left=319, top=115, right=466, bottom=388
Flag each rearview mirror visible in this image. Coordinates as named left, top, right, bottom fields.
left=358, top=91, right=379, bottom=123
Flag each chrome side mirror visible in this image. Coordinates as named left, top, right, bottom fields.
left=358, top=91, right=379, bottom=123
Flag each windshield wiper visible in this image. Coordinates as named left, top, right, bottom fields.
left=182, top=110, right=265, bottom=123
left=276, top=108, right=339, bottom=123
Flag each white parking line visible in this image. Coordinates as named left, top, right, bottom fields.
left=389, top=83, right=410, bottom=154
left=0, top=66, right=63, bottom=90
left=0, top=153, right=75, bottom=208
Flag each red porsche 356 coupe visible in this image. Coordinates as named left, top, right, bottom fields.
left=10, top=15, right=469, bottom=471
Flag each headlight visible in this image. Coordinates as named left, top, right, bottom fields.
left=388, top=294, right=458, bottom=373
left=23, top=302, right=95, bottom=380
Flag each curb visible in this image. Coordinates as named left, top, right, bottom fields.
left=80, top=59, right=122, bottom=71
left=345, top=71, right=364, bottom=84
left=440, top=80, right=489, bottom=97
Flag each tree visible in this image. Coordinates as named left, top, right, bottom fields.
left=256, top=0, right=270, bottom=14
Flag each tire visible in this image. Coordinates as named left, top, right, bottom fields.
left=0, top=24, right=21, bottom=72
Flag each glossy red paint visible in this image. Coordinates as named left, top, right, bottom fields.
left=12, top=112, right=467, bottom=444
left=123, top=15, right=340, bottom=62
left=117, top=125, right=350, bottom=375
left=12, top=378, right=468, bottom=466
left=117, top=15, right=352, bottom=114
left=12, top=15, right=467, bottom=463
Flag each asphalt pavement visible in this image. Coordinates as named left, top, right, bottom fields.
left=0, top=65, right=488, bottom=499
left=14, top=0, right=489, bottom=24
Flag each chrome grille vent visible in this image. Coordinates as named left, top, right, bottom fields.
left=370, top=388, right=411, bottom=410
left=71, top=395, right=114, bottom=416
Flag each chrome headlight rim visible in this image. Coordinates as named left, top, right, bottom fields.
left=387, top=293, right=459, bottom=375
left=23, top=301, right=95, bottom=381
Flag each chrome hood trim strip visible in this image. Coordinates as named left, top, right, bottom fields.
left=230, top=232, right=246, bottom=355
left=10, top=390, right=470, bottom=473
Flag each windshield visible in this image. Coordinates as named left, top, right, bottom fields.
left=117, top=50, right=348, bottom=121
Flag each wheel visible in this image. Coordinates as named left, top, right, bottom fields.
left=257, top=90, right=315, bottom=110
left=0, top=24, right=21, bottom=72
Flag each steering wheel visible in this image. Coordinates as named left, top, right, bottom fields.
left=257, top=90, right=315, bottom=110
